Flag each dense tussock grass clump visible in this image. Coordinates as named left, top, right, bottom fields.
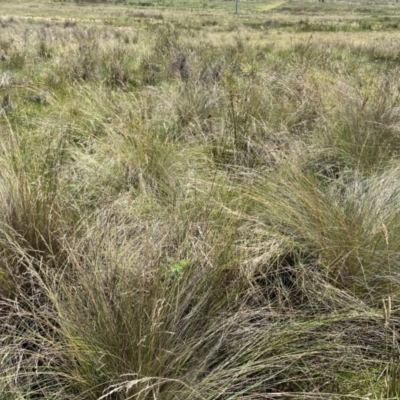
left=2, top=6, right=400, bottom=399
left=247, top=163, right=400, bottom=297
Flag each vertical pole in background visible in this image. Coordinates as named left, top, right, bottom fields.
left=235, top=0, right=239, bottom=14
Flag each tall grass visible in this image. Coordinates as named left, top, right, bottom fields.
left=1, top=10, right=400, bottom=399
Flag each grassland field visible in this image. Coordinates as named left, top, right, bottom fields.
left=2, top=0, right=400, bottom=398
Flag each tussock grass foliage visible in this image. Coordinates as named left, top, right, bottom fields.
left=2, top=3, right=400, bottom=399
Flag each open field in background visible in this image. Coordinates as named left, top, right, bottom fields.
left=3, top=0, right=400, bottom=398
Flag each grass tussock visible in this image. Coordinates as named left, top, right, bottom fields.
left=1, top=3, right=400, bottom=399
